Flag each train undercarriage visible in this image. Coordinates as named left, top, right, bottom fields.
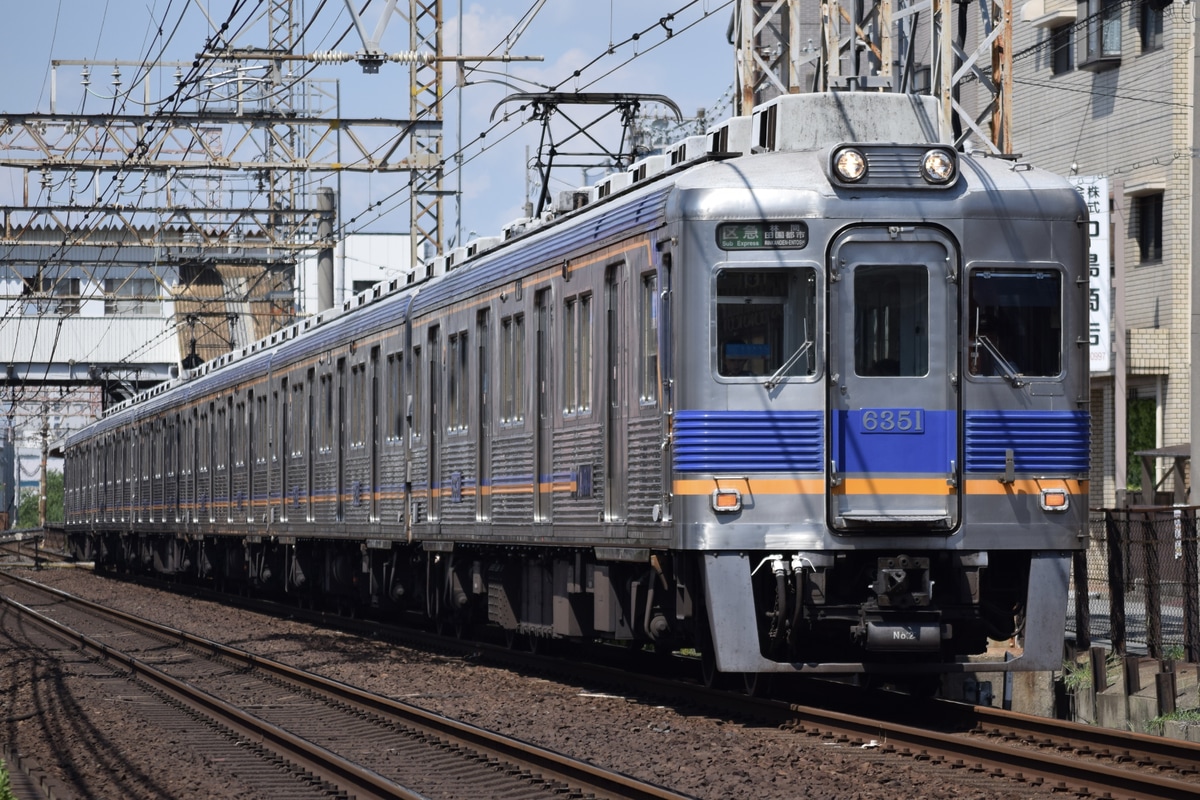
left=68, top=531, right=1026, bottom=679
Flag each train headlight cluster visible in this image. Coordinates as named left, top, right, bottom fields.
left=832, top=147, right=867, bottom=183
left=921, top=148, right=956, bottom=184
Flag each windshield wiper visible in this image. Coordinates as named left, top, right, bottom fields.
left=765, top=339, right=813, bottom=390
left=975, top=334, right=1025, bottom=388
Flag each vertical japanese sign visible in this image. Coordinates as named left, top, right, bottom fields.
left=1071, top=176, right=1111, bottom=373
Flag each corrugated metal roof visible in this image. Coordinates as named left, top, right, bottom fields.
left=2, top=315, right=180, bottom=364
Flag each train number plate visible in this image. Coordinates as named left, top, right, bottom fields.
left=858, top=408, right=925, bottom=433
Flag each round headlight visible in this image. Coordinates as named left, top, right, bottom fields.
left=921, top=149, right=956, bottom=184
left=833, top=148, right=867, bottom=183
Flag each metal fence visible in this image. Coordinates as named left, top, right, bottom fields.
left=1069, top=507, right=1200, bottom=662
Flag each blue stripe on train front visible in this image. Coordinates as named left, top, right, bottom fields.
left=673, top=409, right=1090, bottom=475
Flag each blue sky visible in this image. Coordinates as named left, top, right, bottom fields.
left=1, top=1, right=736, bottom=250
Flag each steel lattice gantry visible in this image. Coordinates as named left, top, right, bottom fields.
left=732, top=0, right=1012, bottom=154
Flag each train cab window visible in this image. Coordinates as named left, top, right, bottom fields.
left=716, top=268, right=817, bottom=379
left=968, top=268, right=1062, bottom=378
left=854, top=264, right=928, bottom=377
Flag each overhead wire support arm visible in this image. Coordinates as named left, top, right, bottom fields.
left=489, top=93, right=683, bottom=218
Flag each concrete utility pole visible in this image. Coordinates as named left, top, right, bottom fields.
left=38, top=404, right=47, bottom=529
left=1191, top=11, right=1200, bottom=500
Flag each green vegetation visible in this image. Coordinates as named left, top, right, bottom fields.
left=1061, top=658, right=1092, bottom=691
left=16, top=469, right=63, bottom=527
left=1126, top=396, right=1156, bottom=491
left=1060, top=652, right=1121, bottom=692
left=1163, top=644, right=1186, bottom=662
left=1146, top=707, right=1200, bottom=735
left=0, top=760, right=15, bottom=800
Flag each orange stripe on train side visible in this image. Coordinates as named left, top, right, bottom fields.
left=963, top=479, right=1089, bottom=495
left=673, top=477, right=1089, bottom=497
left=833, top=478, right=955, bottom=496
left=673, top=478, right=825, bottom=496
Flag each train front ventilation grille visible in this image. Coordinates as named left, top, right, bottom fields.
left=964, top=410, right=1090, bottom=473
left=673, top=410, right=823, bottom=473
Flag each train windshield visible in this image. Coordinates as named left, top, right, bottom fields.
left=716, top=268, right=816, bottom=379
left=968, top=268, right=1062, bottom=378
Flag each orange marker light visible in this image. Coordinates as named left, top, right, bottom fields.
left=1039, top=488, right=1069, bottom=512
left=711, top=488, right=742, bottom=513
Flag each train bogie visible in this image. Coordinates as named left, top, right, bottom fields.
left=65, top=92, right=1089, bottom=683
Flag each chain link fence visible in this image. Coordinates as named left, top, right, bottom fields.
left=1069, top=507, right=1200, bottom=662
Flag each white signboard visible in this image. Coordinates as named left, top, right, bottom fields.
left=1071, top=176, right=1111, bottom=373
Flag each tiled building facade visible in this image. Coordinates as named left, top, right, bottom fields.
left=1011, top=0, right=1190, bottom=508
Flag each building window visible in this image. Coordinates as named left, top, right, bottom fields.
left=104, top=277, right=159, bottom=314
left=1141, top=0, right=1164, bottom=52
left=1136, top=192, right=1163, bottom=263
left=1051, top=25, right=1073, bottom=74
left=1081, top=0, right=1122, bottom=70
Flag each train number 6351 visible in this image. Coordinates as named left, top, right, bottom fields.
left=859, top=408, right=925, bottom=433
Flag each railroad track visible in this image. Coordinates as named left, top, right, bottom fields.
left=0, top=572, right=689, bottom=800
left=10, top=566, right=1200, bottom=800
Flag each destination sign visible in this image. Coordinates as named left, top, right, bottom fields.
left=717, top=221, right=809, bottom=250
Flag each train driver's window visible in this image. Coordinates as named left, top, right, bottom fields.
left=716, top=268, right=816, bottom=379
left=968, top=269, right=1062, bottom=378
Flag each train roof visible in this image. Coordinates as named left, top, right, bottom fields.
left=66, top=91, right=1082, bottom=447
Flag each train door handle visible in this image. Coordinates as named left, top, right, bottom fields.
left=830, top=460, right=842, bottom=487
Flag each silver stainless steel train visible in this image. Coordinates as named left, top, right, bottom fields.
left=63, top=92, right=1091, bottom=684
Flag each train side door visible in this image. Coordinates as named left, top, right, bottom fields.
left=604, top=263, right=627, bottom=522
left=827, top=227, right=960, bottom=531
left=427, top=326, right=441, bottom=522
left=477, top=310, right=491, bottom=521
left=534, top=289, right=552, bottom=522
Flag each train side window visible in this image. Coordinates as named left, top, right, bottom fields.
left=386, top=352, right=403, bottom=441
left=563, top=293, right=593, bottom=416
left=501, top=314, right=525, bottom=425
left=350, top=363, right=367, bottom=447
left=639, top=273, right=658, bottom=405
left=411, top=345, right=423, bottom=442
left=448, top=331, right=469, bottom=432
left=968, top=268, right=1062, bottom=378
left=854, top=264, right=929, bottom=377
left=717, top=268, right=817, bottom=379
left=255, top=395, right=268, bottom=465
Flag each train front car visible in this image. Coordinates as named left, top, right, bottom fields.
left=669, top=93, right=1089, bottom=680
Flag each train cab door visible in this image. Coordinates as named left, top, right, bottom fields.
left=826, top=227, right=960, bottom=531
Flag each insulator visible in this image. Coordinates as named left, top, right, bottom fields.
left=309, top=51, right=353, bottom=63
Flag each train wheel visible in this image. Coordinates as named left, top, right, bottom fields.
left=741, top=671, right=770, bottom=697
